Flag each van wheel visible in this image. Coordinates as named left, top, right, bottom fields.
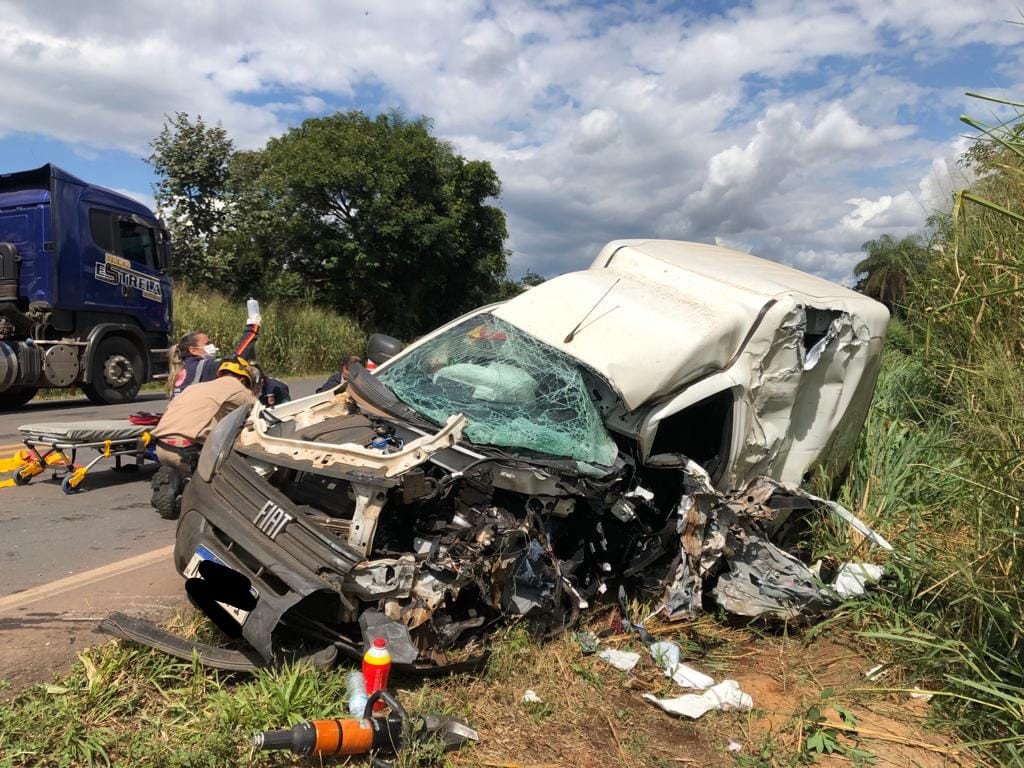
left=82, top=336, right=143, bottom=405
left=0, top=386, right=38, bottom=411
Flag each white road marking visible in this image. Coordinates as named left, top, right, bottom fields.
left=0, top=545, right=175, bottom=614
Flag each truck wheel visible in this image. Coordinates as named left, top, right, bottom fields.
left=82, top=336, right=143, bottom=405
left=0, top=386, right=38, bottom=411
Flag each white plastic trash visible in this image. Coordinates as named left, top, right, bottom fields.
left=599, top=649, right=641, bottom=672
left=643, top=679, right=753, bottom=719
left=649, top=641, right=713, bottom=689
left=833, top=562, right=884, bottom=597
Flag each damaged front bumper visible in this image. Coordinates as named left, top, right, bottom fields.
left=106, top=403, right=892, bottom=671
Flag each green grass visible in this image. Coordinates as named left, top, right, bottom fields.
left=173, top=289, right=366, bottom=378
left=0, top=619, right=354, bottom=768
left=809, top=91, right=1024, bottom=765
left=0, top=614, right=736, bottom=768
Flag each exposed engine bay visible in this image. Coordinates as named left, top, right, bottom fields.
left=144, top=368, right=890, bottom=671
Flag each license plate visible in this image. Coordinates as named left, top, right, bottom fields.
left=184, top=545, right=258, bottom=625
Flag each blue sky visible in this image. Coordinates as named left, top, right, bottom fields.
left=0, top=0, right=1021, bottom=283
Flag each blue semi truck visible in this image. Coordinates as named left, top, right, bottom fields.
left=0, top=164, right=172, bottom=408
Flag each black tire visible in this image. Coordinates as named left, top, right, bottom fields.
left=82, top=335, right=144, bottom=405
left=0, top=386, right=38, bottom=411
left=151, top=466, right=185, bottom=520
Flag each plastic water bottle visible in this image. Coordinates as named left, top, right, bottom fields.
left=246, top=298, right=261, bottom=325
left=362, top=637, right=391, bottom=712
left=345, top=669, right=368, bottom=716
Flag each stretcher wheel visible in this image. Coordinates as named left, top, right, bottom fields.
left=13, top=469, right=33, bottom=486
left=62, top=476, right=82, bottom=494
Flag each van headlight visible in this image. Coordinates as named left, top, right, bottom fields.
left=196, top=405, right=251, bottom=482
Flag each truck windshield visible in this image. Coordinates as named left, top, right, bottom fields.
left=377, top=314, right=618, bottom=466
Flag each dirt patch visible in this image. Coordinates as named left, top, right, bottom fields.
left=0, top=557, right=184, bottom=697
left=416, top=617, right=975, bottom=768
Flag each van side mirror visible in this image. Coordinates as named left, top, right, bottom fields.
left=366, top=333, right=403, bottom=365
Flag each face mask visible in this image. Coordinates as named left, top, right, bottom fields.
left=203, top=343, right=219, bottom=357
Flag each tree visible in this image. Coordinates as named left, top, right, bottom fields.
left=853, top=234, right=931, bottom=312
left=491, top=268, right=547, bottom=301
left=218, top=110, right=508, bottom=337
left=147, top=113, right=234, bottom=281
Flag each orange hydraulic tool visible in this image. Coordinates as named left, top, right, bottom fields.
left=252, top=690, right=477, bottom=765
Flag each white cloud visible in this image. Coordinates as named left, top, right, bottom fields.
left=0, top=0, right=1019, bottom=283
left=842, top=193, right=921, bottom=231
left=112, top=187, right=157, bottom=212
left=572, top=109, right=621, bottom=154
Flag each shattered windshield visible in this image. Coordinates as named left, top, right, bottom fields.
left=377, top=314, right=619, bottom=466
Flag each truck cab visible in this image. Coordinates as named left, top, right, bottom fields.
left=0, top=164, right=172, bottom=407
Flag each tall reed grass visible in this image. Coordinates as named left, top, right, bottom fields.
left=825, top=94, right=1024, bottom=763
left=173, top=290, right=366, bottom=377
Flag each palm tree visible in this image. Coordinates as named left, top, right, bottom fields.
left=853, top=234, right=930, bottom=312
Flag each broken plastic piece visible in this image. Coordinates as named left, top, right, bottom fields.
left=643, top=679, right=753, bottom=719
left=864, top=664, right=886, bottom=681
left=359, top=610, right=419, bottom=665
left=599, top=649, right=641, bottom=672
left=833, top=562, right=884, bottom=597
left=649, top=642, right=713, bottom=689
left=575, top=631, right=600, bottom=655
left=649, top=641, right=681, bottom=669
left=522, top=689, right=543, bottom=704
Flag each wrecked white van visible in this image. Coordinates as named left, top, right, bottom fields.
left=106, top=240, right=891, bottom=671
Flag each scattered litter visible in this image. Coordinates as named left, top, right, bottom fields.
left=833, top=562, right=884, bottom=597
left=909, top=689, right=934, bottom=701
left=650, top=641, right=681, bottom=669
left=599, top=649, right=641, bottom=672
left=575, top=631, right=600, bottom=655
left=864, top=663, right=886, bottom=681
left=522, top=689, right=543, bottom=704
left=649, top=641, right=713, bottom=689
left=643, top=679, right=753, bottom=719
left=728, top=741, right=744, bottom=752
left=669, top=664, right=714, bottom=690
left=359, top=610, right=419, bottom=665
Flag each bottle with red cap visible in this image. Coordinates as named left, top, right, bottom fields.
left=361, top=637, right=391, bottom=711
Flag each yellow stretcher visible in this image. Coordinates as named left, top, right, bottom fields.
left=8, top=420, right=156, bottom=493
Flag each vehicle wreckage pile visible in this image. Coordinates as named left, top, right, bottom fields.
left=106, top=387, right=892, bottom=673
left=103, top=240, right=893, bottom=672
left=318, top=433, right=892, bottom=655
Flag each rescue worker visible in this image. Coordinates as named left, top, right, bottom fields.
left=253, top=361, right=291, bottom=406
left=167, top=299, right=261, bottom=398
left=316, top=354, right=361, bottom=393
left=149, top=356, right=258, bottom=519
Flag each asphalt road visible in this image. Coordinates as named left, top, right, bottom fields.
left=0, top=377, right=321, bottom=597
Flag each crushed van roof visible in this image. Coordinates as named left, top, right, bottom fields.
left=495, top=240, right=889, bottom=411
